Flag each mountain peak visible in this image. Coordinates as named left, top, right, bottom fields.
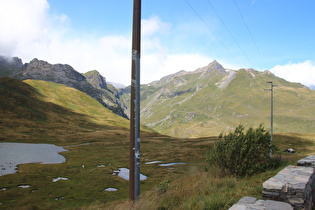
left=207, top=60, right=225, bottom=72
left=195, top=60, right=226, bottom=74
left=84, top=70, right=107, bottom=90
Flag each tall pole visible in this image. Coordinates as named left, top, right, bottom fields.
left=270, top=82, right=274, bottom=157
left=265, top=81, right=278, bottom=157
left=129, top=0, right=141, bottom=202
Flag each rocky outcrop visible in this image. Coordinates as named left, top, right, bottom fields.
left=84, top=70, right=108, bottom=90
left=84, top=70, right=128, bottom=118
left=0, top=56, right=23, bottom=77
left=194, top=60, right=226, bottom=74
left=11, top=58, right=128, bottom=119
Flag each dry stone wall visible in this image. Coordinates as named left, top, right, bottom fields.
left=262, top=165, right=315, bottom=209
left=229, top=196, right=293, bottom=210
left=229, top=155, right=315, bottom=210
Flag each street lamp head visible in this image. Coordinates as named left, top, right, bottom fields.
left=266, top=81, right=272, bottom=84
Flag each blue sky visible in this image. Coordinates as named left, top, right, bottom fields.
left=1, top=0, right=315, bottom=87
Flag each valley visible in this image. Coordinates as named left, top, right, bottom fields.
left=0, top=77, right=213, bottom=208
left=1, top=57, right=315, bottom=209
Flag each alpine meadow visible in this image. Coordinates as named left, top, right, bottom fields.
left=1, top=55, right=315, bottom=209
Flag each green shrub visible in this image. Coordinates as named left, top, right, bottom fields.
left=206, top=124, right=283, bottom=176
left=157, top=180, right=171, bottom=193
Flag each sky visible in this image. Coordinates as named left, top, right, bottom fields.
left=0, top=0, right=315, bottom=88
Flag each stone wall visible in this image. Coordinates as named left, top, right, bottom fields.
left=262, top=165, right=315, bottom=209
left=297, top=155, right=315, bottom=167
left=229, top=196, right=293, bottom=210
left=229, top=155, right=315, bottom=210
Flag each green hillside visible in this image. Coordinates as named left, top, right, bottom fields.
left=1, top=76, right=315, bottom=209
left=121, top=61, right=315, bottom=138
left=0, top=77, right=129, bottom=144
left=0, top=77, right=215, bottom=208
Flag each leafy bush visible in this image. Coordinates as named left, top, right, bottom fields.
left=206, top=124, right=284, bottom=176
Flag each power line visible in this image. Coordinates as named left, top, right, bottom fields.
left=184, top=0, right=242, bottom=67
left=207, top=0, right=254, bottom=68
left=233, top=0, right=268, bottom=70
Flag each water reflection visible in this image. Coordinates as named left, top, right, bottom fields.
left=0, top=142, right=67, bottom=176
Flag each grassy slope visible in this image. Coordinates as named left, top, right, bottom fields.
left=126, top=69, right=315, bottom=138
left=0, top=77, right=211, bottom=209
left=1, top=77, right=315, bottom=209
left=103, top=132, right=315, bottom=210
left=0, top=77, right=129, bottom=145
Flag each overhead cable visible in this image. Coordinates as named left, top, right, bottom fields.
left=184, top=0, right=242, bottom=67
left=233, top=0, right=268, bottom=70
left=207, top=0, right=254, bottom=68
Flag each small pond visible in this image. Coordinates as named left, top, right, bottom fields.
left=158, top=162, right=187, bottom=167
left=0, top=142, right=67, bottom=176
left=113, top=168, right=148, bottom=181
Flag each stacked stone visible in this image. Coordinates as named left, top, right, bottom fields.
left=262, top=165, right=315, bottom=209
left=297, top=155, right=315, bottom=167
left=230, top=155, right=315, bottom=209
left=229, top=196, right=293, bottom=210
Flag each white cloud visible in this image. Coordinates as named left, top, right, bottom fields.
left=0, top=0, right=49, bottom=56
left=0, top=1, right=214, bottom=85
left=54, top=14, right=69, bottom=24
left=141, top=15, right=171, bottom=37
left=270, top=61, right=315, bottom=88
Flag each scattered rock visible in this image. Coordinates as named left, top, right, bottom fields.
left=285, top=148, right=295, bottom=153
left=55, top=196, right=64, bottom=200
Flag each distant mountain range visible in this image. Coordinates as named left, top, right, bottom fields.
left=1, top=56, right=314, bottom=138
left=120, top=60, right=315, bottom=137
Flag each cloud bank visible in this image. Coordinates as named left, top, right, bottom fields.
left=1, top=0, right=314, bottom=88
left=0, top=0, right=214, bottom=85
left=0, top=0, right=49, bottom=56
left=270, top=61, right=315, bottom=88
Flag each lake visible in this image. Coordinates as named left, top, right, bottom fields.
left=0, top=142, right=67, bottom=176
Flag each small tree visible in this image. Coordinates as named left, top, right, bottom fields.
left=206, top=124, right=283, bottom=176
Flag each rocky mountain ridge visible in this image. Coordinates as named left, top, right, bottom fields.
left=0, top=56, right=128, bottom=118
left=120, top=60, right=315, bottom=137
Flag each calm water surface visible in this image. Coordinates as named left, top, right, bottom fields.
left=0, top=142, right=67, bottom=176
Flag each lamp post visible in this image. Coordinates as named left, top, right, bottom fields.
left=265, top=81, right=278, bottom=157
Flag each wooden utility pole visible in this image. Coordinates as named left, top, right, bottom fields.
left=129, top=0, right=141, bottom=202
